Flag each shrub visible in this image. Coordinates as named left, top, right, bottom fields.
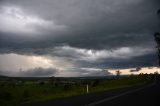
left=0, top=91, right=12, bottom=100
left=22, top=90, right=30, bottom=98
left=92, top=79, right=100, bottom=87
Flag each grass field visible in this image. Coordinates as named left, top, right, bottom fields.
left=0, top=74, right=154, bottom=106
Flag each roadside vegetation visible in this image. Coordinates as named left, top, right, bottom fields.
left=0, top=74, right=156, bottom=106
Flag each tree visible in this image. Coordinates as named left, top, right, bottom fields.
left=157, top=9, right=160, bottom=17
left=49, top=76, right=56, bottom=86
left=154, top=9, right=160, bottom=66
left=154, top=71, right=159, bottom=75
left=92, top=79, right=100, bottom=87
left=116, top=70, right=121, bottom=79
left=154, top=32, right=160, bottom=65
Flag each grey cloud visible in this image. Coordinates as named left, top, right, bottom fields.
left=18, top=68, right=58, bottom=77
left=59, top=67, right=113, bottom=77
left=0, top=45, right=154, bottom=62
left=75, top=53, right=157, bottom=70
left=0, top=0, right=159, bottom=74
left=0, top=44, right=157, bottom=72
left=0, top=67, right=58, bottom=77
left=51, top=46, right=155, bottom=62
left=82, top=69, right=113, bottom=76
left=0, top=0, right=159, bottom=49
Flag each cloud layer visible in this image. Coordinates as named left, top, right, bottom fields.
left=0, top=0, right=159, bottom=77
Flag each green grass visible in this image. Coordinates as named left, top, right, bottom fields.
left=0, top=75, right=154, bottom=106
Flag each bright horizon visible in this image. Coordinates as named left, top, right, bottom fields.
left=110, top=67, right=160, bottom=75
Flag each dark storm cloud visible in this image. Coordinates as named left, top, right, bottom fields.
left=75, top=52, right=157, bottom=70
left=0, top=0, right=160, bottom=72
left=0, top=0, right=159, bottom=49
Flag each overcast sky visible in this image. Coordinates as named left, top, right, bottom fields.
left=0, top=0, right=160, bottom=77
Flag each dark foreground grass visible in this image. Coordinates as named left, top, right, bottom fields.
left=0, top=75, right=153, bottom=106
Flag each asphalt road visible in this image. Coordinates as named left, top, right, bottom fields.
left=21, top=77, right=160, bottom=106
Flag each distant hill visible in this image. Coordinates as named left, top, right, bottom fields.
left=0, top=75, right=9, bottom=80
left=0, top=75, right=130, bottom=81
left=0, top=75, right=8, bottom=78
